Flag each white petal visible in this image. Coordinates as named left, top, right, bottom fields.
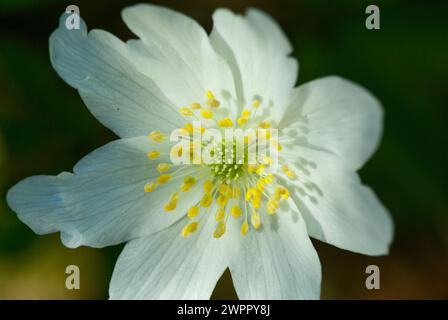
left=210, top=8, right=298, bottom=123
left=50, top=13, right=183, bottom=138
left=279, top=146, right=393, bottom=255
left=7, top=137, right=204, bottom=248
left=122, top=4, right=237, bottom=116
left=280, top=76, right=383, bottom=169
left=228, top=199, right=321, bottom=299
left=109, top=213, right=228, bottom=299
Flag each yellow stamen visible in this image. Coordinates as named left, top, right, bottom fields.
left=164, top=199, right=177, bottom=211
left=200, top=193, right=213, bottom=207
left=179, top=107, right=194, bottom=116
left=237, top=117, right=247, bottom=126
left=181, top=222, right=199, bottom=237
left=241, top=221, right=249, bottom=236
left=181, top=176, right=197, bottom=192
left=252, top=99, right=261, bottom=108
left=230, top=205, right=242, bottom=218
left=242, top=109, right=251, bottom=118
left=258, top=130, right=271, bottom=139
left=213, top=222, right=226, bottom=238
left=218, top=184, right=229, bottom=195
left=217, top=194, right=229, bottom=207
left=272, top=140, right=282, bottom=151
left=251, top=196, right=261, bottom=209
left=206, top=90, right=215, bottom=99
left=248, top=164, right=257, bottom=173
left=286, top=170, right=297, bottom=180
left=259, top=121, right=270, bottom=129
left=144, top=182, right=157, bottom=193
left=147, top=150, right=160, bottom=160
left=276, top=186, right=290, bottom=200
left=205, top=91, right=220, bottom=108
left=251, top=211, right=261, bottom=229
left=190, top=102, right=201, bottom=109
left=217, top=117, right=234, bottom=127
left=200, top=109, right=214, bottom=119
left=157, top=174, right=171, bottom=184
left=256, top=165, right=266, bottom=176
left=170, top=145, right=183, bottom=158
left=187, top=206, right=200, bottom=219
left=267, top=199, right=279, bottom=215
left=204, top=180, right=214, bottom=194
left=184, top=123, right=194, bottom=134
left=215, top=207, right=225, bottom=221
left=148, top=131, right=165, bottom=142
left=157, top=163, right=171, bottom=173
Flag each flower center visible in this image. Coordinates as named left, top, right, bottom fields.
left=142, top=91, right=300, bottom=239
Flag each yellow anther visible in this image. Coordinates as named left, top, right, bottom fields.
left=215, top=207, right=225, bottom=221
left=251, top=196, right=261, bottom=209
left=157, top=174, right=171, bottom=184
left=148, top=131, right=165, bottom=142
left=181, top=222, right=199, bottom=237
left=242, top=109, right=251, bottom=118
left=205, top=91, right=220, bottom=108
left=200, top=109, right=214, bottom=119
left=272, top=140, right=282, bottom=151
left=184, top=123, right=194, bottom=133
left=217, top=194, right=229, bottom=207
left=252, top=99, right=261, bottom=108
left=286, top=170, right=297, bottom=180
left=219, top=184, right=229, bottom=195
left=177, top=128, right=190, bottom=136
left=245, top=188, right=260, bottom=201
left=181, top=183, right=193, bottom=192
left=184, top=176, right=196, bottom=185
left=207, top=99, right=221, bottom=108
left=204, top=180, right=214, bottom=194
left=264, top=174, right=274, bottom=184
left=206, top=90, right=215, bottom=99
left=248, top=164, right=257, bottom=173
left=190, top=102, right=201, bottom=109
left=164, top=199, right=177, bottom=211
left=170, top=192, right=179, bottom=200
left=275, top=186, right=290, bottom=200
left=181, top=176, right=197, bottom=192
left=144, top=182, right=157, bottom=193
left=256, top=165, right=266, bottom=176
left=187, top=206, right=200, bottom=219
left=147, top=150, right=160, bottom=160
left=200, top=193, right=213, bottom=207
left=241, top=221, right=249, bottom=236
left=157, top=163, right=171, bottom=173
left=256, top=179, right=265, bottom=191
left=267, top=199, right=279, bottom=215
left=251, top=211, right=261, bottom=229
left=237, top=117, right=247, bottom=126
left=170, top=145, right=183, bottom=158
left=282, top=164, right=290, bottom=173
left=217, top=117, right=234, bottom=127
left=258, top=130, right=271, bottom=139
left=179, top=107, right=194, bottom=116
left=230, top=205, right=242, bottom=218
left=213, top=222, right=226, bottom=238
left=259, top=121, right=271, bottom=129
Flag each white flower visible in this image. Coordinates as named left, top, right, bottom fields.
left=6, top=4, right=393, bottom=299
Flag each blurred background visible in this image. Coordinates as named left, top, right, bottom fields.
left=0, top=0, right=447, bottom=299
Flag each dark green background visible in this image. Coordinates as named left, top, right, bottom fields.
left=0, top=0, right=447, bottom=299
